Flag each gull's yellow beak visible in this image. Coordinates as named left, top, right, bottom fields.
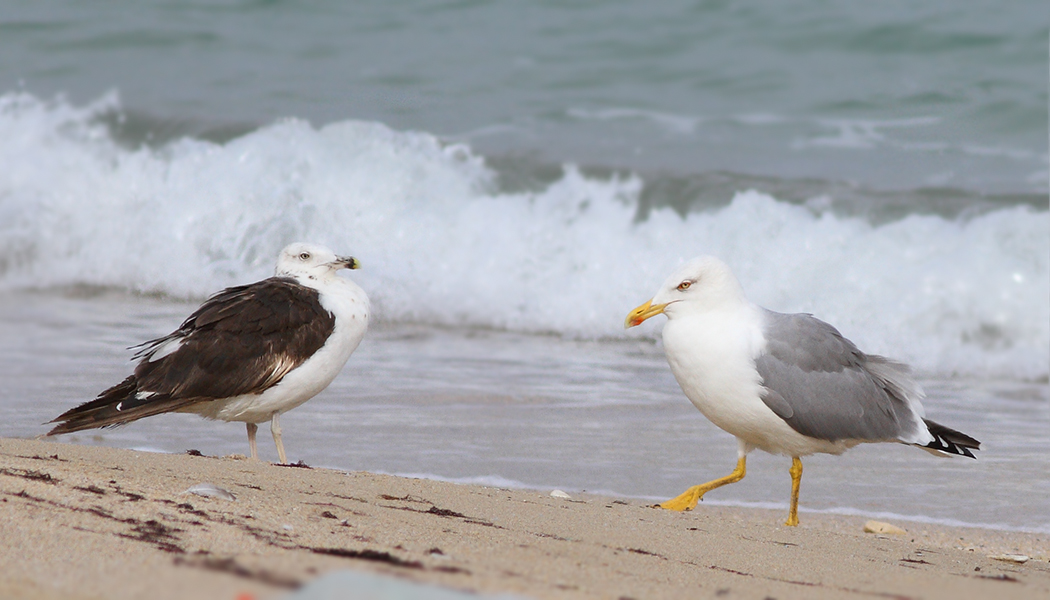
left=336, top=256, right=360, bottom=270
left=624, top=299, right=667, bottom=328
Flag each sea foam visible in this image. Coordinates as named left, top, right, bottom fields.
left=1, top=93, right=1046, bottom=379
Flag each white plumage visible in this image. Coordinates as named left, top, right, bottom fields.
left=48, top=242, right=370, bottom=464
left=626, top=256, right=979, bottom=525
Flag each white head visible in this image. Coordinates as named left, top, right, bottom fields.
left=625, top=256, right=748, bottom=328
left=275, top=242, right=360, bottom=281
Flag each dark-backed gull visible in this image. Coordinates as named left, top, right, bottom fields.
left=47, top=242, right=370, bottom=464
left=625, top=256, right=979, bottom=526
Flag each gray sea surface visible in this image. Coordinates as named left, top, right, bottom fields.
left=1, top=0, right=1046, bottom=209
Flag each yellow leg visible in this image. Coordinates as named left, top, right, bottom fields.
left=246, top=422, right=259, bottom=460
left=785, top=457, right=802, bottom=527
left=658, top=456, right=747, bottom=511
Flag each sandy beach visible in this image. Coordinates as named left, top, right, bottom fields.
left=1, top=437, right=1047, bottom=600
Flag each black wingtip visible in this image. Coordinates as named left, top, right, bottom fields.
left=923, top=418, right=980, bottom=459
left=44, top=376, right=197, bottom=436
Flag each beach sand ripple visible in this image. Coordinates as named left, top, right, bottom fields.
left=1, top=438, right=1047, bottom=600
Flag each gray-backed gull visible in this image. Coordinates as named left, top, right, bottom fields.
left=47, top=242, right=370, bottom=464
left=625, top=256, right=979, bottom=526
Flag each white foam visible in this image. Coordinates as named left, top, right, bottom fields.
left=567, top=106, right=701, bottom=134
left=1, top=93, right=1046, bottom=379
left=372, top=471, right=536, bottom=491
left=797, top=116, right=942, bottom=149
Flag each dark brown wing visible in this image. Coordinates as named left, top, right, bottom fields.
left=47, top=277, right=335, bottom=434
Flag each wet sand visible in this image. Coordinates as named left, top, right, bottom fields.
left=1, top=437, right=1047, bottom=599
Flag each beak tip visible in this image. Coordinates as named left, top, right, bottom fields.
left=624, top=299, right=662, bottom=330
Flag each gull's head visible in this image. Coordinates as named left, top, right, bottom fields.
left=625, top=256, right=746, bottom=328
left=275, top=242, right=360, bottom=280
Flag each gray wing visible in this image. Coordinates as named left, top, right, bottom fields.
left=755, top=309, right=924, bottom=443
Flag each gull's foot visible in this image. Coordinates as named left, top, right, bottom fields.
left=657, top=487, right=703, bottom=511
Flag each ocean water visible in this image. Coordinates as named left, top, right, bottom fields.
left=0, top=2, right=1047, bottom=531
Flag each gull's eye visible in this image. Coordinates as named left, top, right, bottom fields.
left=677, top=280, right=692, bottom=291
left=298, top=252, right=311, bottom=261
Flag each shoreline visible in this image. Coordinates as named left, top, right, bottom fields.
left=1, top=437, right=1047, bottom=599
left=371, top=473, right=1050, bottom=539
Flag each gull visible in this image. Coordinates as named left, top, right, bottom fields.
left=625, top=256, right=979, bottom=526
left=47, top=242, right=370, bottom=464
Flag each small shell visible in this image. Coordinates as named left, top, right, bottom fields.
left=182, top=482, right=236, bottom=501
left=863, top=520, right=907, bottom=535
left=550, top=490, right=572, bottom=499
left=989, top=554, right=1030, bottom=564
